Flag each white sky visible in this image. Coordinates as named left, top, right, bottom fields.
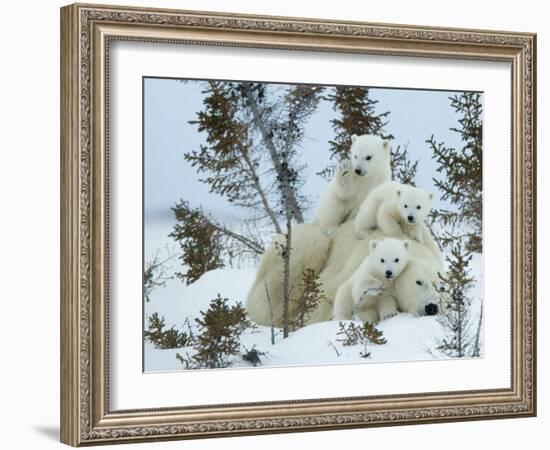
left=143, top=78, right=480, bottom=232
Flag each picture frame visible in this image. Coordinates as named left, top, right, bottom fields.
left=60, top=2, right=536, bottom=446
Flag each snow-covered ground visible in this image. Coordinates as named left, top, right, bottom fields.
left=144, top=247, right=484, bottom=372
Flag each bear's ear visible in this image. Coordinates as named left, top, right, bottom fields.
left=351, top=134, right=358, bottom=143
left=403, top=240, right=410, bottom=250
left=369, top=239, right=378, bottom=251
left=382, top=139, right=390, bottom=151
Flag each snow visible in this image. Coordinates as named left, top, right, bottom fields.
left=144, top=253, right=484, bottom=372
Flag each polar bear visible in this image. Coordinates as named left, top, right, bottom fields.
left=307, top=222, right=445, bottom=324
left=354, top=181, right=441, bottom=261
left=355, top=181, right=433, bottom=242
left=352, top=256, right=447, bottom=323
left=333, top=238, right=411, bottom=320
left=245, top=223, right=331, bottom=327
left=311, top=134, right=391, bottom=233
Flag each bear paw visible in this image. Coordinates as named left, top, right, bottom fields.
left=361, top=284, right=384, bottom=299
left=379, top=310, right=398, bottom=321
left=337, top=159, right=353, bottom=178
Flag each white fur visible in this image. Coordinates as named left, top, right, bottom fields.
left=245, top=223, right=331, bottom=327
left=355, top=181, right=433, bottom=241
left=307, top=222, right=445, bottom=324
left=311, top=134, right=391, bottom=232
left=333, top=238, right=410, bottom=320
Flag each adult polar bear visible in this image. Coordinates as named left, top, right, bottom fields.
left=246, top=134, right=391, bottom=327
left=308, top=221, right=445, bottom=324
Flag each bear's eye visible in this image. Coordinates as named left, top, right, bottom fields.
left=366, top=155, right=372, bottom=161
left=416, top=280, right=423, bottom=286
left=380, top=258, right=385, bottom=263
left=416, top=205, right=421, bottom=210
left=404, top=204, right=408, bottom=208
left=394, top=258, right=399, bottom=263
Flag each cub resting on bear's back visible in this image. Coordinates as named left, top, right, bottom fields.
left=332, top=238, right=411, bottom=321
left=311, top=134, right=391, bottom=233
left=354, top=181, right=441, bottom=262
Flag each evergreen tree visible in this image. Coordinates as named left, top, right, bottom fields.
left=434, top=242, right=479, bottom=358
left=169, top=201, right=226, bottom=285
left=177, top=295, right=253, bottom=369
left=327, top=86, right=392, bottom=162
left=293, top=269, right=325, bottom=329
left=391, top=143, right=419, bottom=186
left=143, top=248, right=175, bottom=302
left=173, top=81, right=323, bottom=286
left=427, top=92, right=483, bottom=252
left=144, top=313, right=191, bottom=349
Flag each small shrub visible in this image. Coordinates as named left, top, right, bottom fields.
left=336, top=321, right=386, bottom=346
left=144, top=313, right=191, bottom=349
left=241, top=346, right=268, bottom=367
left=293, top=269, right=325, bottom=329
left=177, top=295, right=253, bottom=369
left=336, top=321, right=386, bottom=359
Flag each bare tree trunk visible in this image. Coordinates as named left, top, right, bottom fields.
left=241, top=82, right=304, bottom=223
left=472, top=303, right=483, bottom=357
left=264, top=282, right=276, bottom=345
left=208, top=221, right=264, bottom=255
left=282, top=213, right=292, bottom=338
left=238, top=146, right=282, bottom=233
left=457, top=292, right=464, bottom=358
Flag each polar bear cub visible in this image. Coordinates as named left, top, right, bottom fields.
left=354, top=181, right=433, bottom=243
left=333, top=238, right=410, bottom=320
left=311, top=134, right=391, bottom=233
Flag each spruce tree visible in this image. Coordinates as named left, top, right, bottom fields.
left=169, top=201, right=225, bottom=285
left=435, top=242, right=479, bottom=358
left=427, top=92, right=483, bottom=252
left=327, top=86, right=392, bottom=162
left=173, top=81, right=323, bottom=286
left=177, top=295, right=253, bottom=369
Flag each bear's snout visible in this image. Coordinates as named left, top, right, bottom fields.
left=425, top=303, right=438, bottom=316
left=354, top=168, right=362, bottom=175
left=407, top=215, right=415, bottom=223
left=385, top=270, right=393, bottom=278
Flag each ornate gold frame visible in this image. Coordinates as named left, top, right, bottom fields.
left=60, top=3, right=536, bottom=446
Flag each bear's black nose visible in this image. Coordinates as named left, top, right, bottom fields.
left=385, top=270, right=393, bottom=278
left=425, top=303, right=438, bottom=316
left=407, top=215, right=414, bottom=223
left=354, top=168, right=362, bottom=175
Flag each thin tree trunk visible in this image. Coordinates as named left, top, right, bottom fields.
left=264, top=282, right=276, bottom=345
left=457, top=292, right=464, bottom=358
left=241, top=82, right=304, bottom=223
left=238, top=145, right=282, bottom=234
left=472, top=303, right=483, bottom=357
left=282, top=212, right=292, bottom=338
left=208, top=220, right=264, bottom=255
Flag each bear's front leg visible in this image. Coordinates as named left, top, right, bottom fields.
left=355, top=277, right=385, bottom=308
left=333, top=283, right=354, bottom=320
left=405, top=224, right=424, bottom=243
left=334, top=160, right=356, bottom=200
left=377, top=203, right=403, bottom=237
left=377, top=296, right=399, bottom=321
left=355, top=307, right=379, bottom=324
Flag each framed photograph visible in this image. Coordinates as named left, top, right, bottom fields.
left=60, top=3, right=536, bottom=446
